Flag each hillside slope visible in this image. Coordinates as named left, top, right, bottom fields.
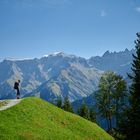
left=0, top=97, right=114, bottom=140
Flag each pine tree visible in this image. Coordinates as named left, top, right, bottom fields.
left=63, top=96, right=73, bottom=113
left=77, top=102, right=90, bottom=120
left=89, top=108, right=96, bottom=122
left=56, top=97, right=62, bottom=108
left=120, top=33, right=140, bottom=140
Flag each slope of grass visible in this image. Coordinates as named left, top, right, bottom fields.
left=0, top=97, right=114, bottom=140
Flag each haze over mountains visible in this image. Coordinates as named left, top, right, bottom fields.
left=0, top=49, right=134, bottom=101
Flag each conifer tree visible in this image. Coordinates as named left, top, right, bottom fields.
left=77, top=102, right=90, bottom=120
left=89, top=108, right=96, bottom=122
left=63, top=96, right=73, bottom=113
left=56, top=97, right=62, bottom=108
left=120, top=33, right=140, bottom=140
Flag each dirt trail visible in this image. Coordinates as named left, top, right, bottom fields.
left=0, top=99, right=22, bottom=111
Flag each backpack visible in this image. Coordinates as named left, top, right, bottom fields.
left=14, top=82, right=18, bottom=89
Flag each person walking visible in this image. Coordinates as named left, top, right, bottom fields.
left=14, top=80, right=21, bottom=99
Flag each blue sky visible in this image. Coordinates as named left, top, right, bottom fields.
left=0, top=0, right=140, bottom=60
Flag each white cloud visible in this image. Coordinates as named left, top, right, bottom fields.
left=100, top=10, right=107, bottom=17
left=136, top=7, right=140, bottom=13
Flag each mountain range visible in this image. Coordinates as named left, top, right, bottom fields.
left=0, top=49, right=134, bottom=102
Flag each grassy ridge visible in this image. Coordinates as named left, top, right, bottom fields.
left=0, top=97, right=114, bottom=140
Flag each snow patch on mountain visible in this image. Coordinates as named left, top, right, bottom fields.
left=43, top=52, right=63, bottom=58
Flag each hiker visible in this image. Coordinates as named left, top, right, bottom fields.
left=14, top=80, right=20, bottom=99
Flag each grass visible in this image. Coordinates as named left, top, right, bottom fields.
left=0, top=97, right=114, bottom=140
